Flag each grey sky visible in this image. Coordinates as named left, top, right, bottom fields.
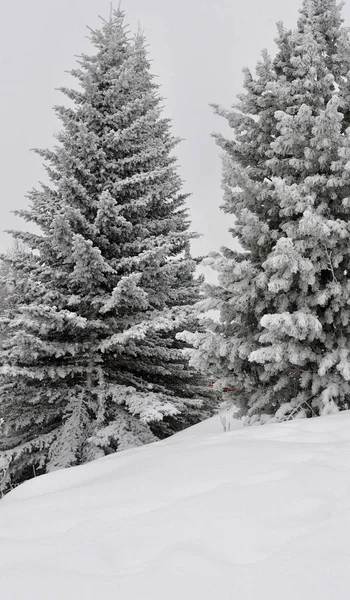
left=1, top=0, right=349, bottom=257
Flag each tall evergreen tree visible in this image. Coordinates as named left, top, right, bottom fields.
left=190, top=0, right=350, bottom=423
left=0, top=10, right=212, bottom=487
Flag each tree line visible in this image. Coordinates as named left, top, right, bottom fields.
left=1, top=0, right=350, bottom=491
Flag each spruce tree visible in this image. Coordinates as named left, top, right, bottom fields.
left=0, top=10, right=212, bottom=487
left=191, top=0, right=350, bottom=423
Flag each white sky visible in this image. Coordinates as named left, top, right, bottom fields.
left=1, top=0, right=349, bottom=257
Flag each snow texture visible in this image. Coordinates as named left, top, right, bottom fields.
left=1, top=410, right=350, bottom=599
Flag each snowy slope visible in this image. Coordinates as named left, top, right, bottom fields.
left=1, top=412, right=350, bottom=600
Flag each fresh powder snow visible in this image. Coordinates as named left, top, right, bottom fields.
left=1, top=410, right=350, bottom=599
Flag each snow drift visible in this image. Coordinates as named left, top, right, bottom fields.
left=1, top=411, right=350, bottom=600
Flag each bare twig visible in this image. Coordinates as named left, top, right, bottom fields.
left=324, top=246, right=338, bottom=283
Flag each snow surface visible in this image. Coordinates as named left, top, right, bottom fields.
left=1, top=410, right=350, bottom=599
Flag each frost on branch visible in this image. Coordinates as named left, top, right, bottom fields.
left=0, top=9, right=214, bottom=488
left=193, top=0, right=350, bottom=422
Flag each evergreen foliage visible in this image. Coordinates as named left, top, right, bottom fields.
left=0, top=10, right=213, bottom=488
left=190, top=0, right=350, bottom=423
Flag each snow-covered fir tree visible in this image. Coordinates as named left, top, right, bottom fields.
left=189, top=0, right=350, bottom=423
left=0, top=10, right=213, bottom=488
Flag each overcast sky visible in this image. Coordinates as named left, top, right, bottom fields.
left=1, top=0, right=350, bottom=257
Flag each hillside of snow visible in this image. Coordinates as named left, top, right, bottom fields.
left=1, top=411, right=350, bottom=600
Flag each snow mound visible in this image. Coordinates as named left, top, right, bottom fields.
left=1, top=411, right=350, bottom=600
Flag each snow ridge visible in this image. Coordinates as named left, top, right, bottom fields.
left=1, top=411, right=350, bottom=599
